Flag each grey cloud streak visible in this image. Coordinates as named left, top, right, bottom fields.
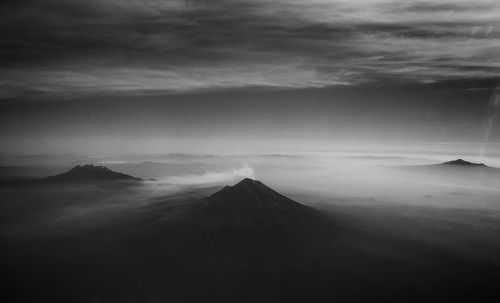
left=1, top=0, right=499, bottom=98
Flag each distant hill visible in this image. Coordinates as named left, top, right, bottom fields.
left=440, top=159, right=488, bottom=167
left=390, top=158, right=500, bottom=181
left=395, top=158, right=498, bottom=171
left=44, top=164, right=142, bottom=183
left=426, top=159, right=499, bottom=173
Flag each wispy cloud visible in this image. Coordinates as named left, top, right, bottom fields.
left=161, top=164, right=255, bottom=186
left=1, top=0, right=499, bottom=98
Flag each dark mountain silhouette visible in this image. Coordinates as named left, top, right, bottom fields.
left=44, top=164, right=142, bottom=183
left=193, top=178, right=324, bottom=228
left=441, top=159, right=487, bottom=167
left=394, top=158, right=499, bottom=175
left=427, top=158, right=500, bottom=175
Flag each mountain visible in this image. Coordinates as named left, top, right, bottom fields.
left=394, top=158, right=499, bottom=175
left=196, top=178, right=323, bottom=228
left=426, top=158, right=500, bottom=175
left=441, top=159, right=487, bottom=167
left=44, top=164, right=142, bottom=183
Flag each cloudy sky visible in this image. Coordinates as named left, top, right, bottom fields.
left=1, top=0, right=499, bottom=96
left=0, top=1, right=499, bottom=159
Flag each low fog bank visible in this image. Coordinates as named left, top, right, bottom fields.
left=3, top=152, right=500, bottom=210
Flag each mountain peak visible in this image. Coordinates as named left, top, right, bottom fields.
left=209, top=178, right=271, bottom=201
left=232, top=177, right=261, bottom=188
left=442, top=159, right=486, bottom=167
left=71, top=164, right=111, bottom=172
left=203, top=178, right=320, bottom=228
left=237, top=177, right=257, bottom=184
left=45, top=164, right=141, bottom=183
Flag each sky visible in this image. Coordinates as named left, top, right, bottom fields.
left=0, top=0, right=499, bottom=161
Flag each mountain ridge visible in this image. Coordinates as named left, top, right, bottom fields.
left=44, top=164, right=142, bottom=183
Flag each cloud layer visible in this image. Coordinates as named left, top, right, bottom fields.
left=1, top=0, right=499, bottom=98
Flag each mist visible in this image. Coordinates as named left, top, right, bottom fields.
left=2, top=151, right=500, bottom=259
left=160, top=164, right=255, bottom=186
left=99, top=152, right=500, bottom=210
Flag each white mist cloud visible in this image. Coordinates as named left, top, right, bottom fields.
left=161, top=164, right=255, bottom=186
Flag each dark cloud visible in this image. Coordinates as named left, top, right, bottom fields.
left=0, top=0, right=499, bottom=98
left=402, top=1, right=495, bottom=13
